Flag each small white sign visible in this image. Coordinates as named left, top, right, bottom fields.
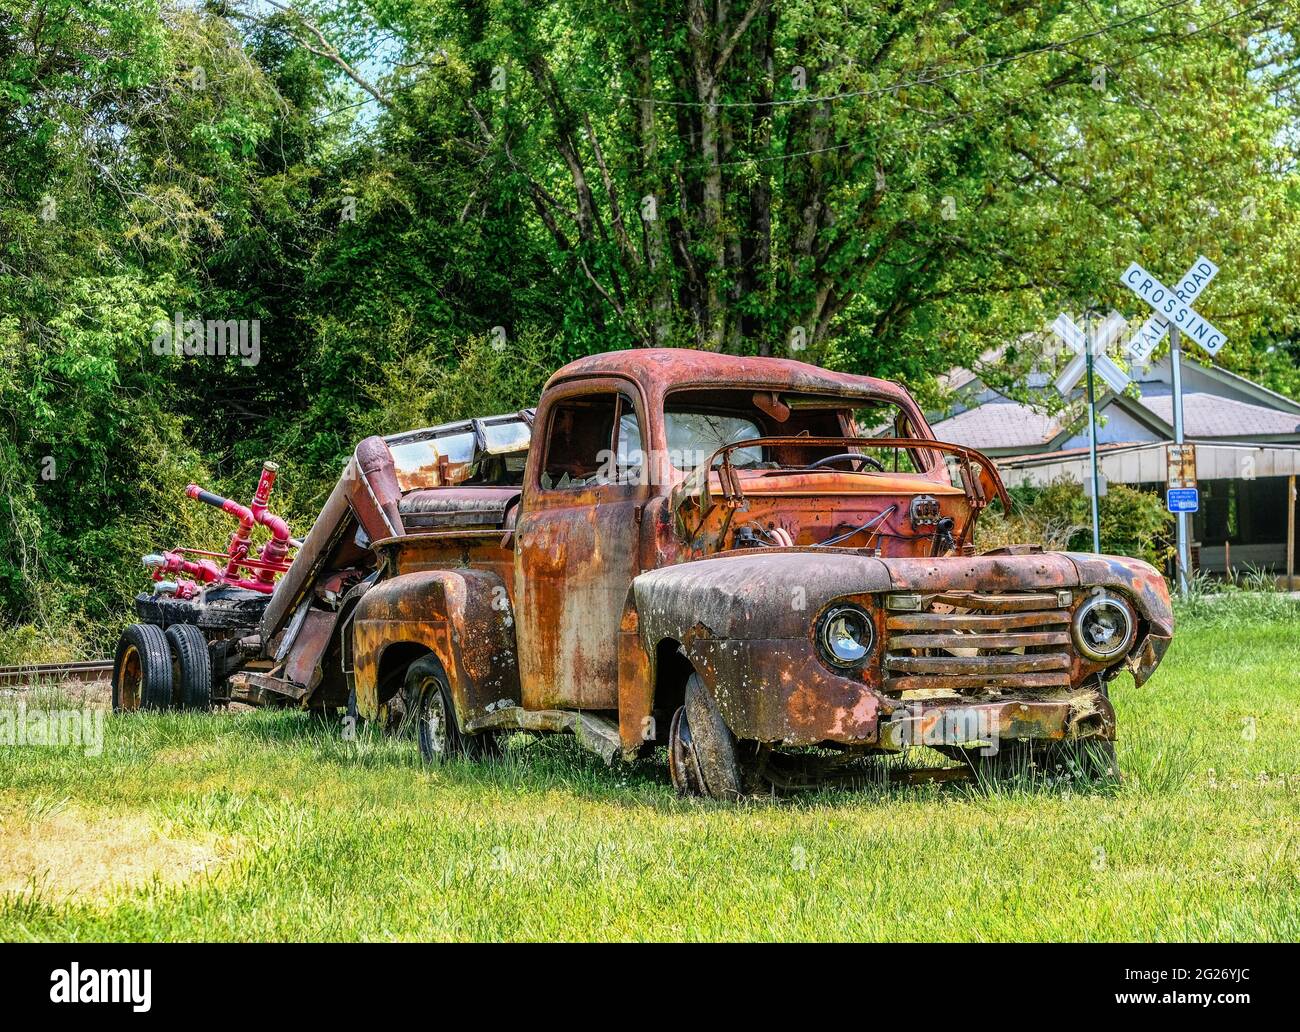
left=1121, top=258, right=1225, bottom=357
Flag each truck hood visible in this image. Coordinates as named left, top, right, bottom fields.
left=633, top=550, right=1084, bottom=643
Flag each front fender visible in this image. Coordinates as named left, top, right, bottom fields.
left=1065, top=552, right=1174, bottom=685
left=633, top=550, right=891, bottom=643
left=633, top=551, right=892, bottom=744
left=352, top=568, right=520, bottom=724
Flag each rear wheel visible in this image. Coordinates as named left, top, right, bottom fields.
left=405, top=656, right=498, bottom=764
left=112, top=623, right=173, bottom=712
left=165, top=623, right=212, bottom=711
left=668, top=674, right=743, bottom=800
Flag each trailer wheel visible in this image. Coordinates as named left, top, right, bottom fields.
left=112, top=623, right=173, bottom=712
left=668, top=674, right=743, bottom=800
left=165, top=623, right=212, bottom=711
left=406, top=657, right=497, bottom=764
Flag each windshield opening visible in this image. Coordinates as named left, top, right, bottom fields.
left=664, top=388, right=932, bottom=473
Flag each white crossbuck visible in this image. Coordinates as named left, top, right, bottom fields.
left=1052, top=310, right=1131, bottom=397
left=1122, top=256, right=1224, bottom=362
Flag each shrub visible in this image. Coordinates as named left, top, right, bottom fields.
left=977, top=477, right=1174, bottom=568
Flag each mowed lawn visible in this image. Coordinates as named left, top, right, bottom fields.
left=1, top=598, right=1298, bottom=941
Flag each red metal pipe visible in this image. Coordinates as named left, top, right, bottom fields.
left=184, top=460, right=294, bottom=588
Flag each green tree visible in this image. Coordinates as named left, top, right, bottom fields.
left=274, top=0, right=1300, bottom=382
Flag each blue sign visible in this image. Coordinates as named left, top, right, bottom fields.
left=1167, top=487, right=1199, bottom=513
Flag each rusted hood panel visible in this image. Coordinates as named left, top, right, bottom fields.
left=883, top=553, right=1082, bottom=592
left=634, top=551, right=892, bottom=644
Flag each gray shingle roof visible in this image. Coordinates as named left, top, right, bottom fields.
left=930, top=400, right=1062, bottom=450
left=1137, top=388, right=1300, bottom=437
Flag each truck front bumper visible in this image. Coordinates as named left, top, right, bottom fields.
left=681, top=636, right=1116, bottom=748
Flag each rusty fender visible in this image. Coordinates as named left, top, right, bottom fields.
left=634, top=552, right=892, bottom=745
left=351, top=568, right=520, bottom=724
left=1065, top=552, right=1174, bottom=686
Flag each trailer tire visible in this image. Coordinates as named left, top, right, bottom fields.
left=112, top=623, right=173, bottom=713
left=405, top=656, right=498, bottom=764
left=166, top=623, right=212, bottom=711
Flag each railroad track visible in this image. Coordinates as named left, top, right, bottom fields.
left=0, top=659, right=114, bottom=687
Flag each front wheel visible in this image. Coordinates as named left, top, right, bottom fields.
left=405, top=657, right=498, bottom=764
left=668, top=674, right=743, bottom=800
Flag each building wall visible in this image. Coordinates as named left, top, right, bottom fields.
left=1057, top=405, right=1162, bottom=450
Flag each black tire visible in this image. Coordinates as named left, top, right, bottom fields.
left=165, top=623, right=212, bottom=711
left=405, top=656, right=498, bottom=764
left=112, top=623, right=173, bottom=712
left=669, top=674, right=743, bottom=800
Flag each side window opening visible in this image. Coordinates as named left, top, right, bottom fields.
left=541, top=392, right=643, bottom=490
left=852, top=403, right=930, bottom=474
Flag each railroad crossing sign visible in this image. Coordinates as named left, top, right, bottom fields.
left=1050, top=309, right=1130, bottom=554
left=1122, top=256, right=1225, bottom=361
left=1120, top=253, right=1224, bottom=597
left=1051, top=310, right=1130, bottom=396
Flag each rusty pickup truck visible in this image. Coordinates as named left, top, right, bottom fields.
left=114, top=349, right=1173, bottom=797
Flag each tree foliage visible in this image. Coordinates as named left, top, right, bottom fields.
left=0, top=0, right=1298, bottom=647
left=325, top=0, right=1300, bottom=377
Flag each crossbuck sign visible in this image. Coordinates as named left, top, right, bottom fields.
left=1052, top=310, right=1130, bottom=396
left=1051, top=310, right=1131, bottom=553
left=1122, top=256, right=1224, bottom=362
left=1119, top=253, right=1225, bottom=597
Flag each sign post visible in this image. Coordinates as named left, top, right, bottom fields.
left=1052, top=310, right=1129, bottom=553
left=1085, top=311, right=1102, bottom=554
left=1166, top=443, right=1199, bottom=518
left=1121, top=256, right=1225, bottom=597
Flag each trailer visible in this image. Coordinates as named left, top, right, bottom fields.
left=111, top=411, right=534, bottom=715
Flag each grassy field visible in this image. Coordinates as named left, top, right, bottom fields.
left=1, top=596, right=1298, bottom=941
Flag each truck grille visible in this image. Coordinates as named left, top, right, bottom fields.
left=882, top=590, right=1074, bottom=694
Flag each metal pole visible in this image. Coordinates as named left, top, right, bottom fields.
left=1287, top=474, right=1295, bottom=591
left=1086, top=310, right=1102, bottom=553
left=1170, top=324, right=1190, bottom=597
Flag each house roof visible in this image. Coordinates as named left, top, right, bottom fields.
left=930, top=355, right=1300, bottom=452
left=1135, top=385, right=1300, bottom=437
left=929, top=398, right=1065, bottom=450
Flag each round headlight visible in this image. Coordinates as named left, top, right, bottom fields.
left=818, top=605, right=874, bottom=668
left=1072, top=593, right=1136, bottom=662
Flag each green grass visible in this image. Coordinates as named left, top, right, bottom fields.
left=2, top=598, right=1298, bottom=941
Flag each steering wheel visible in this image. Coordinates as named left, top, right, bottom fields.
left=804, top=452, right=885, bottom=473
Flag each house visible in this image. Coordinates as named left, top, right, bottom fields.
left=930, top=354, right=1300, bottom=581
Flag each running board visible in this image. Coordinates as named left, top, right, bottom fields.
left=467, top=707, right=621, bottom=765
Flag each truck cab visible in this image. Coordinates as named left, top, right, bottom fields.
left=333, top=349, right=1173, bottom=796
